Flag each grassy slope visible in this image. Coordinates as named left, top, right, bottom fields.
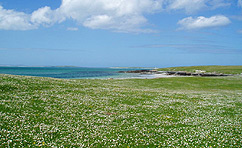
left=157, top=65, right=242, bottom=74
left=0, top=74, right=242, bottom=147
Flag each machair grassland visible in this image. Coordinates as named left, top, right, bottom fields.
left=0, top=66, right=242, bottom=147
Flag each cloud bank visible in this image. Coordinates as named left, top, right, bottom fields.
left=178, top=15, right=231, bottom=30
left=0, top=0, right=162, bottom=32
left=0, top=0, right=237, bottom=32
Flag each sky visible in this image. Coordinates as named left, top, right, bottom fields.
left=0, top=0, right=242, bottom=68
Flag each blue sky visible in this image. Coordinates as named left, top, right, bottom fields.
left=0, top=0, right=242, bottom=67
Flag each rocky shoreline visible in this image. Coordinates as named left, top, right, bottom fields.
left=119, top=70, right=233, bottom=77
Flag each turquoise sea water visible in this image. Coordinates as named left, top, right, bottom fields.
left=0, top=67, right=146, bottom=79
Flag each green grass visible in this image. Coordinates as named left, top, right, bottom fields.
left=157, top=65, right=242, bottom=74
left=0, top=74, right=242, bottom=147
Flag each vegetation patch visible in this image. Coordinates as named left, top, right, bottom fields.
left=158, top=65, right=242, bottom=74
left=0, top=73, right=242, bottom=147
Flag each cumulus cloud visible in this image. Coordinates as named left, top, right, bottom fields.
left=178, top=15, right=231, bottom=30
left=57, top=0, right=162, bottom=32
left=0, top=5, right=64, bottom=30
left=31, top=6, right=65, bottom=26
left=31, top=7, right=66, bottom=26
left=83, top=15, right=113, bottom=29
left=0, top=0, right=162, bottom=32
left=58, top=0, right=162, bottom=21
left=0, top=0, right=234, bottom=32
left=31, top=7, right=53, bottom=25
left=83, top=14, right=149, bottom=32
left=0, top=6, right=36, bottom=30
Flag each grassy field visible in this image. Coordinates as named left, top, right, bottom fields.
left=0, top=70, right=242, bottom=147
left=158, top=65, right=242, bottom=74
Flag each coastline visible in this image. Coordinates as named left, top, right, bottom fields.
left=0, top=66, right=240, bottom=80
left=118, top=69, right=234, bottom=78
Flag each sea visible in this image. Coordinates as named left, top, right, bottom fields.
left=0, top=67, right=152, bottom=79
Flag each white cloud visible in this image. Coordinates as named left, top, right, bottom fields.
left=31, top=6, right=66, bottom=27
left=83, top=15, right=113, bottom=29
left=178, top=15, right=231, bottom=30
left=0, top=6, right=36, bottom=30
left=238, top=30, right=242, bottom=33
left=0, top=0, right=234, bottom=32
left=238, top=0, right=242, bottom=7
left=31, top=6, right=55, bottom=26
left=82, top=14, right=150, bottom=33
left=0, top=5, right=64, bottom=30
left=58, top=0, right=162, bottom=21
left=57, top=0, right=162, bottom=32
left=0, top=0, right=163, bottom=32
